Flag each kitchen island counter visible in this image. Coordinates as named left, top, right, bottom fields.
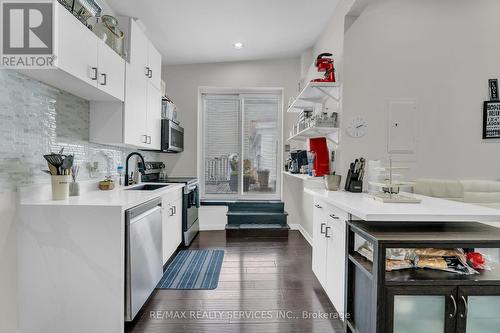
left=304, top=188, right=500, bottom=222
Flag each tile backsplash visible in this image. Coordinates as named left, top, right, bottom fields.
left=0, top=70, right=158, bottom=192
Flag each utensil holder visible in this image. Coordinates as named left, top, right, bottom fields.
left=324, top=174, right=342, bottom=191
left=348, top=180, right=363, bottom=193
left=69, top=182, right=80, bottom=196
left=51, top=175, right=71, bottom=200
left=345, top=170, right=363, bottom=193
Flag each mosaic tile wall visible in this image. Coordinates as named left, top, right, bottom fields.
left=0, top=70, right=158, bottom=192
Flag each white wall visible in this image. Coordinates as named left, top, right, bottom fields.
left=0, top=192, right=18, bottom=333
left=198, top=206, right=228, bottom=231
left=161, top=57, right=300, bottom=178
left=161, top=58, right=303, bottom=230
left=341, top=0, right=500, bottom=181
left=286, top=0, right=354, bottom=237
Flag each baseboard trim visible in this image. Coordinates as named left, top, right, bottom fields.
left=289, top=223, right=312, bottom=245
left=199, top=224, right=226, bottom=231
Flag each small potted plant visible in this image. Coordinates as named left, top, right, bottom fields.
left=243, top=159, right=253, bottom=192
left=258, top=169, right=270, bottom=189
left=229, top=154, right=239, bottom=192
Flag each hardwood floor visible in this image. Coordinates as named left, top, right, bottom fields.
left=125, top=230, right=345, bottom=333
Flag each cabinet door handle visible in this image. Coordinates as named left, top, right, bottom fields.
left=148, top=69, right=152, bottom=78
left=173, top=205, right=176, bottom=215
left=169, top=207, right=174, bottom=217
left=145, top=67, right=150, bottom=77
left=146, top=136, right=152, bottom=144
left=90, top=67, right=98, bottom=80
left=141, top=135, right=148, bottom=143
left=320, top=223, right=326, bottom=234
left=314, top=204, right=322, bottom=209
left=325, top=226, right=331, bottom=238
left=100, top=73, right=107, bottom=86
left=460, top=296, right=468, bottom=318
left=329, top=214, right=339, bottom=220
left=450, top=295, right=457, bottom=318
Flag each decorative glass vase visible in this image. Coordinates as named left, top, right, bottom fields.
left=93, top=15, right=124, bottom=57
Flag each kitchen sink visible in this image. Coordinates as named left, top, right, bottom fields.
left=124, top=184, right=170, bottom=191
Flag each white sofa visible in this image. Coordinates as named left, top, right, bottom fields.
left=415, top=179, right=500, bottom=210
left=415, top=179, right=500, bottom=261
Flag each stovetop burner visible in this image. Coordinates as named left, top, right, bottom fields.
left=155, top=177, right=198, bottom=185
left=140, top=162, right=198, bottom=185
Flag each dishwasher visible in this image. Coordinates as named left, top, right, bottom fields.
left=125, top=198, right=163, bottom=322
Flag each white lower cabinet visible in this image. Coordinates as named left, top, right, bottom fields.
left=312, top=199, right=347, bottom=318
left=162, top=189, right=183, bottom=265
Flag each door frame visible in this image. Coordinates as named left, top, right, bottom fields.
left=197, top=87, right=284, bottom=201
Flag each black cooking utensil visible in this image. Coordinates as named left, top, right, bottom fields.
left=44, top=154, right=64, bottom=175
left=62, top=155, right=74, bottom=172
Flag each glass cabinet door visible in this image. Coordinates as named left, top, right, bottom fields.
left=387, top=286, right=457, bottom=333
left=393, top=295, right=446, bottom=333
left=458, top=287, right=500, bottom=333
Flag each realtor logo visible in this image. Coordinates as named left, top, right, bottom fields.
left=1, top=0, right=55, bottom=68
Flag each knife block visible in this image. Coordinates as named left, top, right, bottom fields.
left=345, top=169, right=363, bottom=193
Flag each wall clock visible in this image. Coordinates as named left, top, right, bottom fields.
left=347, top=116, right=368, bottom=138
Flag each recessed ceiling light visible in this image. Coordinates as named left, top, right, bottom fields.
left=233, top=42, right=244, bottom=49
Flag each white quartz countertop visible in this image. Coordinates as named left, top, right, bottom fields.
left=305, top=188, right=500, bottom=222
left=20, top=182, right=185, bottom=210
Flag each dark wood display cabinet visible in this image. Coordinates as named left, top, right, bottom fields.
left=345, top=221, right=500, bottom=333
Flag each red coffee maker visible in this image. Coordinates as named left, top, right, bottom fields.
left=308, top=137, right=330, bottom=177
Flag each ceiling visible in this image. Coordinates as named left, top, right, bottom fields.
left=104, top=0, right=339, bottom=65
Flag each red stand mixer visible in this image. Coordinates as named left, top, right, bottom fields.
left=311, top=53, right=336, bottom=83
left=308, top=137, right=330, bottom=177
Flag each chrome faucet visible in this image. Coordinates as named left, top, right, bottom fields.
left=125, top=152, right=146, bottom=186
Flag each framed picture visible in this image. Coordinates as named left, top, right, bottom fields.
left=483, top=101, right=500, bottom=139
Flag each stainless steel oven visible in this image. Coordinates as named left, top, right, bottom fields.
left=161, top=119, right=184, bottom=153
left=139, top=162, right=200, bottom=246
left=183, top=181, right=200, bottom=246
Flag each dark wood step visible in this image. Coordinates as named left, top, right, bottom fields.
left=227, top=201, right=284, bottom=213
left=227, top=211, right=288, bottom=226
left=225, top=224, right=290, bottom=238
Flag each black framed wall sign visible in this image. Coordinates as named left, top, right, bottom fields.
left=489, top=79, right=499, bottom=101
left=483, top=101, right=500, bottom=139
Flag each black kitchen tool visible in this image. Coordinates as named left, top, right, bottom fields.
left=345, top=157, right=365, bottom=193
left=44, top=154, right=64, bottom=175
left=61, top=155, right=74, bottom=173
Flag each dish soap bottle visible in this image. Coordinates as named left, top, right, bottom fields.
left=133, top=169, right=142, bottom=185
left=117, top=166, right=124, bottom=186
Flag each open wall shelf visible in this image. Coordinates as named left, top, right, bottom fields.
left=287, top=126, right=340, bottom=143
left=287, top=81, right=340, bottom=113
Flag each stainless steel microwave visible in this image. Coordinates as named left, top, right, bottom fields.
left=161, top=119, right=184, bottom=153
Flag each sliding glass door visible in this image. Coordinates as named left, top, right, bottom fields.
left=200, top=90, right=282, bottom=200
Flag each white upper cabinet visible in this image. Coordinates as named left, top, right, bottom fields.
left=147, top=83, right=162, bottom=150
left=97, top=40, right=125, bottom=101
left=19, top=2, right=125, bottom=102
left=57, top=5, right=98, bottom=87
left=90, top=17, right=162, bottom=150
left=123, top=19, right=149, bottom=148
left=147, top=43, right=162, bottom=91
left=123, top=60, right=148, bottom=148
left=122, top=18, right=162, bottom=149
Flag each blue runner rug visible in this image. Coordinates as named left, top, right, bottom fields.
left=156, top=249, right=224, bottom=290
